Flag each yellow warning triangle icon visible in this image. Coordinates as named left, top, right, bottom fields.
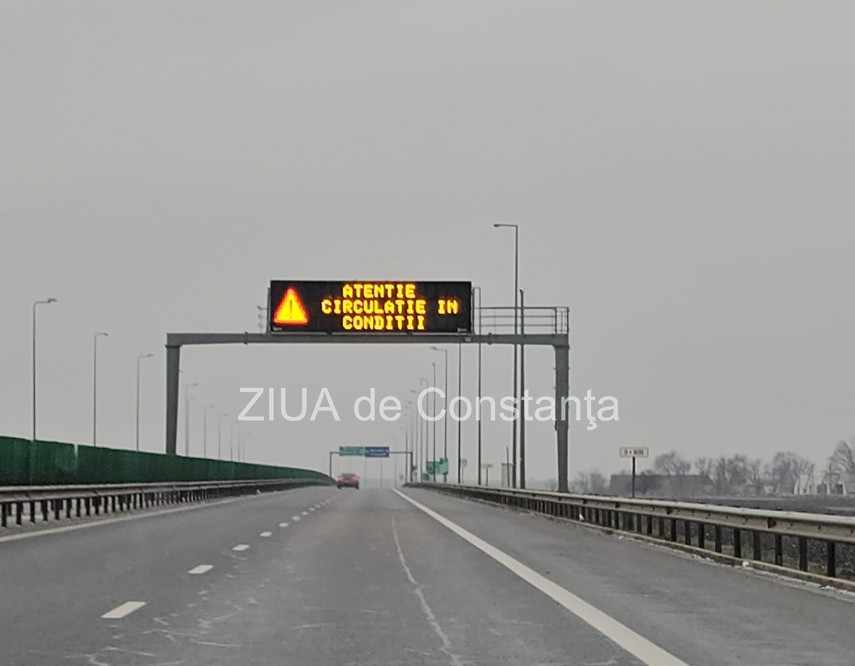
left=273, top=287, right=309, bottom=325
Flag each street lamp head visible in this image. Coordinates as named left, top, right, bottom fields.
left=95, top=331, right=108, bottom=338
left=140, top=353, right=154, bottom=360
left=46, top=298, right=57, bottom=304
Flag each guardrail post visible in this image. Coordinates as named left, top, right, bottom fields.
left=698, top=523, right=705, bottom=550
left=684, top=520, right=691, bottom=546
left=1, top=504, right=7, bottom=527
left=733, top=528, right=741, bottom=559
left=752, top=531, right=762, bottom=562
left=774, top=534, right=783, bottom=566
left=669, top=518, right=677, bottom=542
left=16, top=501, right=23, bottom=525
left=798, top=536, right=808, bottom=571
left=827, top=542, right=837, bottom=578
left=714, top=525, right=722, bottom=553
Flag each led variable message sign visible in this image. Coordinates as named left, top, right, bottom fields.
left=268, top=281, right=472, bottom=334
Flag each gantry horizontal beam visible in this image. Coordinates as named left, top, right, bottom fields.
left=166, top=332, right=567, bottom=347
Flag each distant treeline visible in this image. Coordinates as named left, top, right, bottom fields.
left=565, top=437, right=855, bottom=496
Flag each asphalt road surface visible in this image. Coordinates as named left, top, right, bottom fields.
left=1, top=486, right=853, bottom=665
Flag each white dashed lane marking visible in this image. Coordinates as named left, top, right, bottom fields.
left=232, top=544, right=250, bottom=552
left=259, top=531, right=272, bottom=538
left=292, top=516, right=301, bottom=522
left=101, top=601, right=146, bottom=619
left=301, top=511, right=309, bottom=516
left=188, top=565, right=213, bottom=575
left=279, top=522, right=290, bottom=528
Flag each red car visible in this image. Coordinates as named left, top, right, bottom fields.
left=336, top=472, right=360, bottom=489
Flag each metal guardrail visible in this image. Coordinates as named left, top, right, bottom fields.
left=0, top=478, right=332, bottom=529
left=410, top=484, right=855, bottom=584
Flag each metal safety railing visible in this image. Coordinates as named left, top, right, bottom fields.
left=477, top=306, right=569, bottom=335
left=0, top=478, right=333, bottom=529
left=409, top=483, right=855, bottom=586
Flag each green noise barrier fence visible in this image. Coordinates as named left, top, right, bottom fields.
left=0, top=436, right=331, bottom=486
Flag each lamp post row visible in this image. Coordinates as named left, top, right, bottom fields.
left=32, top=299, right=239, bottom=459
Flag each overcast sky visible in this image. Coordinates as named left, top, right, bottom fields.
left=2, top=1, right=854, bottom=483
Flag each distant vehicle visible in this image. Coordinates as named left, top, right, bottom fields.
left=337, top=473, right=360, bottom=490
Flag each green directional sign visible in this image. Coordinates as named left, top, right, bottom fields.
left=339, top=446, right=365, bottom=456
left=426, top=459, right=449, bottom=475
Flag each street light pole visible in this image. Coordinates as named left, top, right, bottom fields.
left=92, top=332, right=108, bottom=446
left=430, top=346, right=449, bottom=481
left=432, top=361, right=438, bottom=481
left=218, top=413, right=229, bottom=460
left=135, top=353, right=154, bottom=451
left=493, top=223, right=519, bottom=487
left=184, top=382, right=198, bottom=456
left=32, top=298, right=57, bottom=441
left=412, top=378, right=428, bottom=479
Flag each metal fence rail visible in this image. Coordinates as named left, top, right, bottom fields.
left=0, top=478, right=332, bottom=529
left=409, top=484, right=855, bottom=585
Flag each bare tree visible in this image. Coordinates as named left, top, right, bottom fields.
left=769, top=451, right=812, bottom=494
left=653, top=451, right=691, bottom=476
left=829, top=439, right=855, bottom=474
left=694, top=457, right=713, bottom=477
left=747, top=458, right=767, bottom=495
left=570, top=470, right=608, bottom=494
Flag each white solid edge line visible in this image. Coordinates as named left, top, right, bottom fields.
left=101, top=601, right=146, bottom=619
left=392, top=489, right=689, bottom=666
left=259, top=531, right=272, bottom=537
left=279, top=522, right=290, bottom=528
left=232, top=544, right=250, bottom=552
left=188, top=564, right=213, bottom=575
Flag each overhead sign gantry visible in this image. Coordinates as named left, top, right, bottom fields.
left=163, top=280, right=571, bottom=491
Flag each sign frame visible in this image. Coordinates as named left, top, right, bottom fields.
left=268, top=280, right=473, bottom=335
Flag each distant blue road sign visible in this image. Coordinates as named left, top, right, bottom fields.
left=364, top=446, right=390, bottom=458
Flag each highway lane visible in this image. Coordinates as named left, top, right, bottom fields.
left=0, top=485, right=339, bottom=665
left=0, top=486, right=853, bottom=665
